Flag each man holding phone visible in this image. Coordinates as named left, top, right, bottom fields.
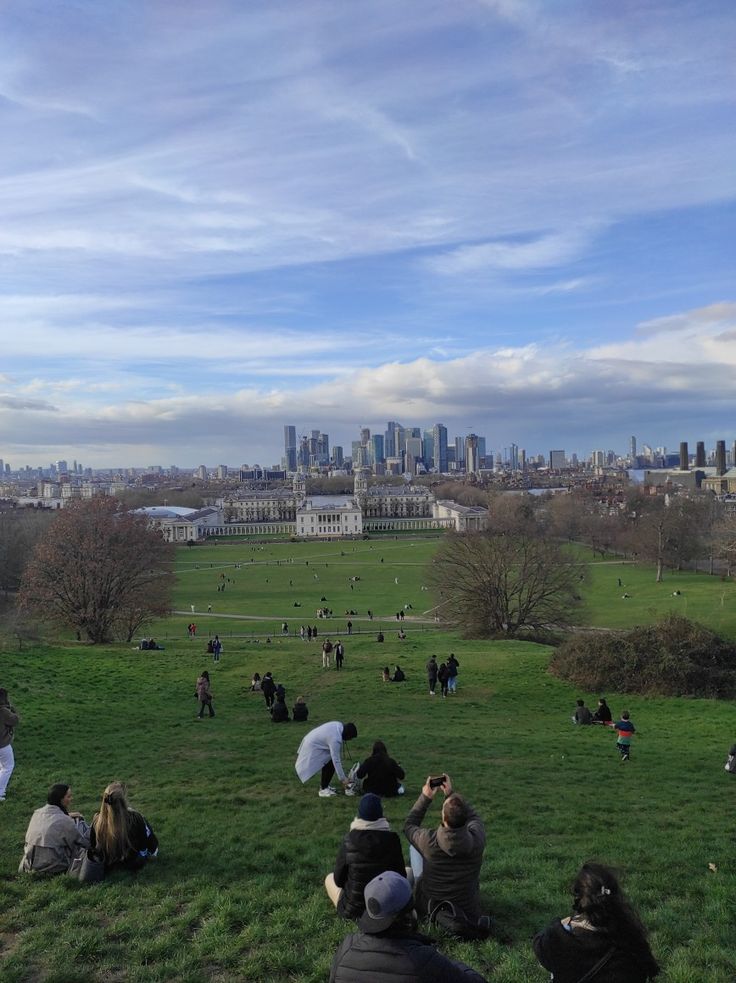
left=403, top=773, right=487, bottom=922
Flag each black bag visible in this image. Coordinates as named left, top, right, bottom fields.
left=427, top=899, right=492, bottom=940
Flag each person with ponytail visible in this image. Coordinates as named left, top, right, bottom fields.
left=533, top=862, right=659, bottom=982
left=89, top=782, right=159, bottom=871
left=19, top=783, right=90, bottom=874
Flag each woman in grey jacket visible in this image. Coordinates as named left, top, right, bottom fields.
left=19, top=784, right=90, bottom=874
left=0, top=687, right=19, bottom=801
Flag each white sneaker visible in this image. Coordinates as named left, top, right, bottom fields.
left=344, top=785, right=358, bottom=796
left=397, top=784, right=405, bottom=795
left=318, top=786, right=338, bottom=797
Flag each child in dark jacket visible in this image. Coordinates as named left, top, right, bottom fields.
left=614, top=711, right=635, bottom=761
left=292, top=696, right=309, bottom=722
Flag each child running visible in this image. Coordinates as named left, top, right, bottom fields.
left=614, top=710, right=635, bottom=762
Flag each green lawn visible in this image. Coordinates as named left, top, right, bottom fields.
left=0, top=540, right=734, bottom=981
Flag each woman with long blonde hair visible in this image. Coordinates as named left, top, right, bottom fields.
left=89, top=782, right=158, bottom=871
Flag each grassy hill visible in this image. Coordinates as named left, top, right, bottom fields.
left=0, top=539, right=734, bottom=981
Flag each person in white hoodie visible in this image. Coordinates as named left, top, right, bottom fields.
left=295, top=721, right=358, bottom=797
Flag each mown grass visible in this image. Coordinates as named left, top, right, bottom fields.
left=0, top=539, right=734, bottom=981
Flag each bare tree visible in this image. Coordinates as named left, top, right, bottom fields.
left=19, top=498, right=174, bottom=643
left=625, top=494, right=707, bottom=582
left=0, top=509, right=54, bottom=594
left=428, top=527, right=584, bottom=637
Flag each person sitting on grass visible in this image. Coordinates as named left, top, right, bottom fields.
left=593, top=698, right=613, bottom=725
left=391, top=665, right=406, bottom=683
left=271, top=695, right=290, bottom=723
left=381, top=666, right=391, bottom=682
left=250, top=672, right=262, bottom=692
left=19, top=783, right=90, bottom=875
left=292, top=696, right=309, bottom=722
left=329, top=871, right=489, bottom=983
left=572, top=699, right=593, bottom=725
left=356, top=741, right=406, bottom=798
left=324, top=793, right=407, bottom=920
left=533, top=861, right=659, bottom=982
left=89, top=782, right=158, bottom=872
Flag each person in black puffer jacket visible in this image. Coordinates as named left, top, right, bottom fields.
left=330, top=871, right=488, bottom=983
left=356, top=741, right=405, bottom=797
left=325, top=794, right=407, bottom=920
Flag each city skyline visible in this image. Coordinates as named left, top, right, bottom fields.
left=0, top=2, right=734, bottom=468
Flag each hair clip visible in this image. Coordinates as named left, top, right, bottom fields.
left=600, top=886, right=611, bottom=896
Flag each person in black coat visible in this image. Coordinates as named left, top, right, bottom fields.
left=292, top=696, right=309, bottom=722
left=261, top=672, right=276, bottom=709
left=533, top=862, right=659, bottom=983
left=593, top=698, right=613, bottom=724
left=271, top=697, right=290, bottom=723
left=324, top=794, right=407, bottom=920
left=391, top=665, right=405, bottom=683
left=329, top=871, right=488, bottom=983
left=356, top=741, right=405, bottom=797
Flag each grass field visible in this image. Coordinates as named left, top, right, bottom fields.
left=0, top=539, right=735, bottom=982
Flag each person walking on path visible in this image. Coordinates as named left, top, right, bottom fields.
left=0, top=688, right=19, bottom=801
left=295, top=721, right=358, bottom=797
left=447, top=654, right=459, bottom=694
left=195, top=671, right=215, bottom=719
left=426, top=657, right=438, bottom=696
left=335, top=640, right=345, bottom=670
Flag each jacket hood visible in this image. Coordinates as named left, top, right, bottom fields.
left=435, top=823, right=477, bottom=857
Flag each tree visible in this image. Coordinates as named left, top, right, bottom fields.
left=625, top=494, right=706, bottom=582
left=428, top=526, right=584, bottom=637
left=0, top=509, right=54, bottom=594
left=19, top=497, right=175, bottom=643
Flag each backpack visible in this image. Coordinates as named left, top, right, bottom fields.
left=427, top=899, right=492, bottom=941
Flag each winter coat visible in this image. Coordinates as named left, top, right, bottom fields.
left=333, top=822, right=407, bottom=919
left=574, top=706, right=593, bottom=725
left=295, top=721, right=348, bottom=783
left=0, top=703, right=19, bottom=749
left=356, top=752, right=405, bottom=797
left=18, top=805, right=90, bottom=875
left=89, top=810, right=159, bottom=871
left=426, top=659, right=438, bottom=681
left=196, top=676, right=212, bottom=702
left=292, top=703, right=309, bottom=722
left=329, top=927, right=488, bottom=983
left=533, top=918, right=659, bottom=983
left=261, top=675, right=276, bottom=699
left=403, top=793, right=486, bottom=919
left=447, top=658, right=459, bottom=678
left=271, top=699, right=290, bottom=723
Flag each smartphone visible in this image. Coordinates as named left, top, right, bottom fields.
left=429, top=775, right=446, bottom=788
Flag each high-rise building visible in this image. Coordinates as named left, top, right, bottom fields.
left=284, top=425, right=297, bottom=472
left=432, top=424, right=448, bottom=473
left=216, top=465, right=228, bottom=479
left=370, top=434, right=384, bottom=468
left=384, top=421, right=401, bottom=459
left=405, top=436, right=423, bottom=475
left=549, top=450, right=566, bottom=470
left=509, top=443, right=519, bottom=470
left=455, top=436, right=464, bottom=470
left=696, top=441, right=706, bottom=467
left=629, top=436, right=637, bottom=460
left=465, top=434, right=480, bottom=474
left=679, top=442, right=689, bottom=470
left=592, top=450, right=605, bottom=467
left=360, top=427, right=371, bottom=447
left=332, top=446, right=344, bottom=467
left=477, top=436, right=487, bottom=468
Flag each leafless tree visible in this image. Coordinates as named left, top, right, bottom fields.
left=428, top=526, right=584, bottom=637
left=19, top=498, right=174, bottom=643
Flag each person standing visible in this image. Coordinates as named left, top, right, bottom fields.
left=447, top=654, right=459, bottom=694
left=437, top=662, right=449, bottom=699
left=213, top=636, right=222, bottom=663
left=0, top=688, right=19, bottom=801
left=262, top=671, right=276, bottom=710
left=322, top=638, right=333, bottom=669
left=295, top=721, right=358, bottom=797
left=335, top=640, right=345, bottom=671
left=347, top=620, right=353, bottom=636
left=195, top=671, right=215, bottom=719
left=426, top=657, right=438, bottom=696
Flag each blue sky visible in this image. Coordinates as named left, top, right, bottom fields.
left=0, top=0, right=734, bottom=468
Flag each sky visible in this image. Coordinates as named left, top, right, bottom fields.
left=0, top=0, right=734, bottom=469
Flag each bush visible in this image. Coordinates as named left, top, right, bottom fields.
left=549, top=615, right=736, bottom=698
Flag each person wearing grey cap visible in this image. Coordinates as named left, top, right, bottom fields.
left=324, top=793, right=407, bottom=920
left=329, top=870, right=488, bottom=982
